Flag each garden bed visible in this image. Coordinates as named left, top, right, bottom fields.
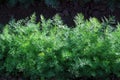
left=0, top=1, right=120, bottom=80
left=0, top=14, right=120, bottom=80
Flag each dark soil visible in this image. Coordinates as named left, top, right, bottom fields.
left=0, top=75, right=119, bottom=80
left=0, top=1, right=120, bottom=27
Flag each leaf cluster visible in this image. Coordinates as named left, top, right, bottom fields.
left=0, top=14, right=120, bottom=79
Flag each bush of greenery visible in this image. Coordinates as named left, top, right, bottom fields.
left=0, top=14, right=120, bottom=80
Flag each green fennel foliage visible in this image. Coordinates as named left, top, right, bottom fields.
left=0, top=14, right=120, bottom=79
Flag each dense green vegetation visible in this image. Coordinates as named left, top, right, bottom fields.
left=0, top=14, right=120, bottom=79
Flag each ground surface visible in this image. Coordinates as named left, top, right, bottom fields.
left=0, top=1, right=120, bottom=27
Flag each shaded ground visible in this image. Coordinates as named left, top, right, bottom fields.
left=0, top=1, right=120, bottom=27
left=0, top=74, right=119, bottom=80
